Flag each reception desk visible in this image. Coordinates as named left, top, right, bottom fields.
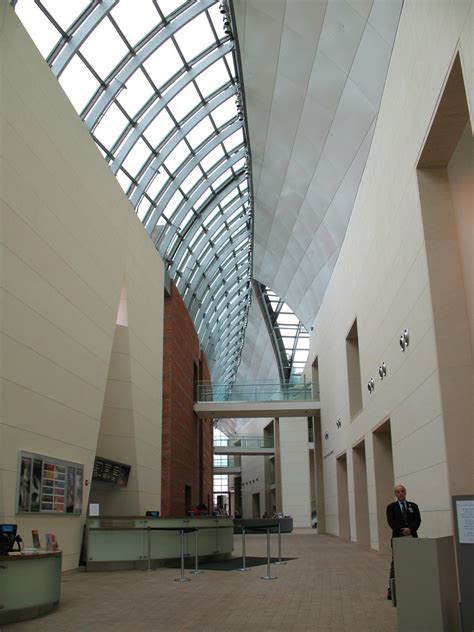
left=85, top=516, right=234, bottom=571
left=0, top=551, right=61, bottom=625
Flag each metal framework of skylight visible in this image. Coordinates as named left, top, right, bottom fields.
left=253, top=281, right=310, bottom=383
left=14, top=0, right=253, bottom=384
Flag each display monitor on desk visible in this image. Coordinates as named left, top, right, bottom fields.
left=145, top=511, right=160, bottom=517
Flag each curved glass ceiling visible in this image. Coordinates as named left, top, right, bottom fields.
left=253, top=281, right=309, bottom=382
left=14, top=0, right=253, bottom=384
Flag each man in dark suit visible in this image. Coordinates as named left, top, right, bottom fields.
left=386, top=484, right=421, bottom=600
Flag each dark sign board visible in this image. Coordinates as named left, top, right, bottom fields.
left=93, top=458, right=131, bottom=487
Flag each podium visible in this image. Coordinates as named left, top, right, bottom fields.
left=393, top=537, right=460, bottom=632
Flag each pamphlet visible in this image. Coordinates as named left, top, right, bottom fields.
left=32, top=529, right=40, bottom=549
left=45, top=533, right=59, bottom=551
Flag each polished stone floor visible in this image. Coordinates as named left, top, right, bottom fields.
left=4, top=530, right=397, bottom=632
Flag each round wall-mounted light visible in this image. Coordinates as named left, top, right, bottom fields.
left=400, top=329, right=410, bottom=351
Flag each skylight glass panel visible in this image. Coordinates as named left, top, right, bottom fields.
left=15, top=0, right=60, bottom=56
left=212, top=169, right=232, bottom=191
left=145, top=109, right=175, bottom=147
left=117, top=69, right=154, bottom=118
left=195, top=59, right=229, bottom=99
left=181, top=166, right=203, bottom=194
left=146, top=169, right=170, bottom=199
left=158, top=0, right=187, bottom=19
left=211, top=98, right=237, bottom=128
left=122, top=138, right=151, bottom=178
left=186, top=117, right=214, bottom=150
left=144, top=39, right=183, bottom=91
left=232, top=158, right=246, bottom=172
left=116, top=169, right=132, bottom=193
left=200, top=145, right=225, bottom=173
left=167, top=83, right=201, bottom=123
left=164, top=139, right=190, bottom=174
left=204, top=206, right=223, bottom=228
left=136, top=197, right=151, bottom=221
left=80, top=19, right=128, bottom=79
left=166, top=189, right=184, bottom=218
left=223, top=128, right=244, bottom=153
left=225, top=52, right=236, bottom=77
left=110, top=0, right=159, bottom=47
left=93, top=103, right=128, bottom=148
left=194, top=189, right=212, bottom=212
left=58, top=56, right=100, bottom=114
left=41, top=0, right=89, bottom=30
left=174, top=13, right=215, bottom=63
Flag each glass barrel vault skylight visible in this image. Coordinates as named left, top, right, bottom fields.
left=14, top=0, right=253, bottom=384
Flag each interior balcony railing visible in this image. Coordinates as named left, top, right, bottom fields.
left=213, top=435, right=274, bottom=449
left=213, top=455, right=242, bottom=467
left=197, top=378, right=317, bottom=402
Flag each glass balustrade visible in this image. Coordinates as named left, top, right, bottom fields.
left=197, top=379, right=317, bottom=402
left=213, top=435, right=274, bottom=449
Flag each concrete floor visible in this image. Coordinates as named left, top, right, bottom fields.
left=5, top=530, right=397, bottom=632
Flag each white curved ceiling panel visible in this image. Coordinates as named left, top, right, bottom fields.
left=235, top=0, right=403, bottom=331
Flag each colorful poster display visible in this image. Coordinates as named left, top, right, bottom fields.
left=17, top=451, right=83, bottom=515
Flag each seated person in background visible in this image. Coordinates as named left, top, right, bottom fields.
left=193, top=503, right=208, bottom=516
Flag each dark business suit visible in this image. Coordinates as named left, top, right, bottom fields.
left=386, top=500, right=421, bottom=595
left=387, top=500, right=421, bottom=538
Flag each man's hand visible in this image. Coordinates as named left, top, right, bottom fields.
left=402, top=528, right=411, bottom=536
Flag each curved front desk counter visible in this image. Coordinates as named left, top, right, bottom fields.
left=0, top=551, right=61, bottom=625
left=85, top=516, right=234, bottom=571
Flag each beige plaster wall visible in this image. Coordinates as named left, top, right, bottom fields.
left=0, top=4, right=163, bottom=569
left=447, top=124, right=474, bottom=355
left=304, top=0, right=473, bottom=548
left=278, top=417, right=311, bottom=527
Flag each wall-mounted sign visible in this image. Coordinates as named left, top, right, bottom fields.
left=92, top=457, right=131, bottom=486
left=17, top=451, right=83, bottom=515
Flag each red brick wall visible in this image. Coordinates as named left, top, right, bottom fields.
left=161, top=282, right=213, bottom=516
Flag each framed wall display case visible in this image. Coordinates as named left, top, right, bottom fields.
left=17, top=451, right=83, bottom=515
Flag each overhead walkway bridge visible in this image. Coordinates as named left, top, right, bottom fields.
left=194, top=379, right=320, bottom=419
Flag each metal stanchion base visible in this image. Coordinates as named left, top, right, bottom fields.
left=261, top=575, right=277, bottom=580
left=273, top=560, right=287, bottom=565
left=190, top=570, right=204, bottom=575
left=237, top=567, right=252, bottom=571
left=174, top=577, right=191, bottom=582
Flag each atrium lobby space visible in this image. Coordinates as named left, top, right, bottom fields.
left=3, top=532, right=396, bottom=632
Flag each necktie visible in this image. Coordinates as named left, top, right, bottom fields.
left=401, top=502, right=407, bottom=521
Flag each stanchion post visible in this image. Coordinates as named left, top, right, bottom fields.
left=175, top=529, right=191, bottom=582
left=190, top=529, right=204, bottom=575
left=238, top=526, right=251, bottom=571
left=274, top=521, right=287, bottom=565
left=146, top=527, right=152, bottom=571
left=261, top=527, right=277, bottom=580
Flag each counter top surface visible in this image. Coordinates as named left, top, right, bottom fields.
left=0, top=550, right=62, bottom=561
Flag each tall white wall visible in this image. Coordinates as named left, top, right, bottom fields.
left=279, top=417, right=311, bottom=527
left=304, top=0, right=473, bottom=548
left=0, top=4, right=164, bottom=569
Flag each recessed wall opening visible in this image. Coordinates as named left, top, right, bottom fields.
left=336, top=452, right=350, bottom=540
left=313, top=412, right=326, bottom=533
left=345, top=319, right=363, bottom=419
left=417, top=52, right=473, bottom=496
left=312, top=356, right=320, bottom=399
left=373, top=419, right=394, bottom=552
left=352, top=440, right=370, bottom=546
left=252, top=492, right=261, bottom=518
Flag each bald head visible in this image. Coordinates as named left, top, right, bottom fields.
left=394, top=485, right=406, bottom=501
